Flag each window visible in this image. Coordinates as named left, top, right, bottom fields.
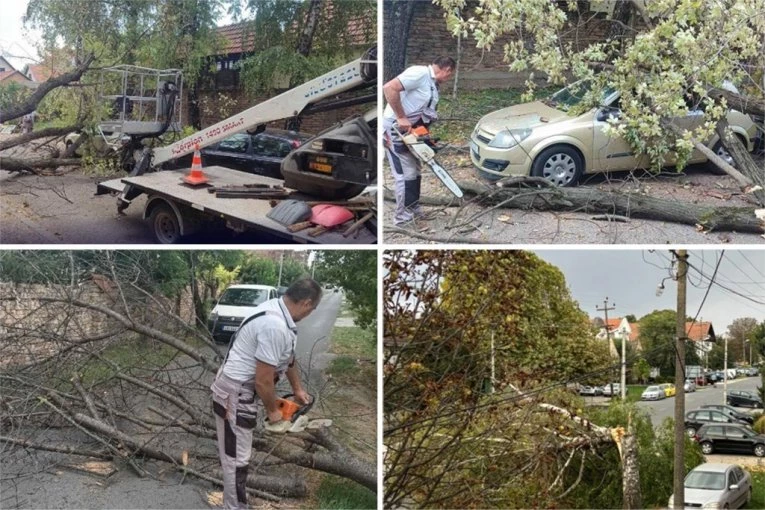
left=711, top=412, right=728, bottom=422
left=252, top=134, right=290, bottom=158
left=728, top=471, right=737, bottom=487
left=705, top=426, right=724, bottom=436
left=218, top=134, right=249, bottom=153
left=725, top=427, right=747, bottom=439
left=695, top=411, right=710, bottom=421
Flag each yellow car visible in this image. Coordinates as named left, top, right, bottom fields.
left=469, top=80, right=758, bottom=186
left=658, top=383, right=676, bottom=397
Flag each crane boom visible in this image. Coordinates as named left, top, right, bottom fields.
left=152, top=54, right=376, bottom=166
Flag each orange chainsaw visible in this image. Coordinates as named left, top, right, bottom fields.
left=265, top=393, right=332, bottom=433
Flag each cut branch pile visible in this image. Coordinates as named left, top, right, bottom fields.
left=0, top=282, right=375, bottom=505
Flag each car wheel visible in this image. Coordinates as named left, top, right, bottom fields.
left=700, top=441, right=713, bottom=455
left=707, top=137, right=745, bottom=175
left=686, top=427, right=696, bottom=437
left=755, top=444, right=765, bottom=457
left=149, top=203, right=182, bottom=244
left=531, top=145, right=584, bottom=187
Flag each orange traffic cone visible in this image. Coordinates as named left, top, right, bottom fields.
left=182, top=144, right=209, bottom=185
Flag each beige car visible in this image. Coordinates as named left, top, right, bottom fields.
left=469, top=81, right=758, bottom=186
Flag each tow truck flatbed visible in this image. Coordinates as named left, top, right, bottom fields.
left=96, top=166, right=376, bottom=244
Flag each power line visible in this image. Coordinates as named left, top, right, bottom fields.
left=687, top=261, right=765, bottom=306
left=740, top=251, right=765, bottom=279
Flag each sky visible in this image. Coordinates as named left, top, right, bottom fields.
left=534, top=249, right=765, bottom=334
left=0, top=0, right=236, bottom=72
left=0, top=0, right=40, bottom=70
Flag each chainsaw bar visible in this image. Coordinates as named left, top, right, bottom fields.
left=393, top=127, right=463, bottom=198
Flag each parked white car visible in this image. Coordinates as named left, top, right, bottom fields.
left=668, top=463, right=752, bottom=509
left=684, top=379, right=697, bottom=392
left=207, top=284, right=279, bottom=344
left=602, top=383, right=621, bottom=397
left=641, top=385, right=665, bottom=401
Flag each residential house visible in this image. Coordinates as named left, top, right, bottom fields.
left=686, top=321, right=717, bottom=363
left=0, top=56, right=36, bottom=89
left=594, top=317, right=642, bottom=358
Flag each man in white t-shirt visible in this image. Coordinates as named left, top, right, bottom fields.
left=210, top=278, right=321, bottom=509
left=383, top=56, right=455, bottom=225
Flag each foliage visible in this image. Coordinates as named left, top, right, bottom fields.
left=633, top=358, right=651, bottom=384
left=316, top=475, right=376, bottom=510
left=236, top=0, right=375, bottom=96
left=383, top=250, right=614, bottom=508
left=330, top=324, right=375, bottom=360
left=754, top=415, right=765, bottom=434
left=435, top=0, right=765, bottom=172
left=0, top=83, right=31, bottom=116
left=726, top=317, right=759, bottom=363
left=638, top=309, right=700, bottom=376
left=315, top=251, right=376, bottom=330
left=238, top=255, right=279, bottom=286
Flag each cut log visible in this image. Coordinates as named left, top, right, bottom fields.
left=715, top=119, right=765, bottom=206
left=0, top=435, right=113, bottom=460
left=0, top=125, right=82, bottom=151
left=385, top=181, right=765, bottom=234
left=0, top=157, right=82, bottom=173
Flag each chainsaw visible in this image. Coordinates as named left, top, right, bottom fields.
left=392, top=125, right=464, bottom=198
left=264, top=393, right=332, bottom=433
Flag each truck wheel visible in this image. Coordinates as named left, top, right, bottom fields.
left=149, top=204, right=182, bottom=244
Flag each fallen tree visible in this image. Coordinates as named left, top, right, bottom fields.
left=384, top=177, right=765, bottom=238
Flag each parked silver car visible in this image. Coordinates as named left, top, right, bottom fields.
left=684, top=379, right=697, bottom=392
left=668, top=463, right=752, bottom=509
left=641, top=385, right=665, bottom=401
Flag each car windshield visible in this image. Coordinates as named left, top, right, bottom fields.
left=218, top=288, right=269, bottom=307
left=685, top=471, right=725, bottom=490
left=545, top=80, right=616, bottom=112
left=646, top=386, right=660, bottom=392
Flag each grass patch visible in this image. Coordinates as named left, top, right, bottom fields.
left=626, top=385, right=648, bottom=402
left=433, top=86, right=559, bottom=143
left=315, top=475, right=376, bottom=510
left=330, top=325, right=375, bottom=359
left=751, top=471, right=765, bottom=509
left=327, top=356, right=358, bottom=378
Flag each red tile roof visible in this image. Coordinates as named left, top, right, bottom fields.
left=686, top=322, right=715, bottom=342
left=26, top=63, right=59, bottom=83
left=214, top=22, right=257, bottom=55
left=628, top=323, right=640, bottom=342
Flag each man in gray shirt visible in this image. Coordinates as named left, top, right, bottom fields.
left=383, top=56, right=455, bottom=225
left=210, top=278, right=321, bottom=509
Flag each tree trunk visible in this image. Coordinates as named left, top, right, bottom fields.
left=390, top=179, right=765, bottom=234
left=0, top=125, right=82, bottom=151
left=708, top=88, right=765, bottom=117
left=0, top=55, right=95, bottom=123
left=0, top=157, right=82, bottom=172
left=621, top=430, right=642, bottom=510
left=296, top=0, right=323, bottom=57
left=383, top=0, right=419, bottom=82
left=716, top=119, right=765, bottom=204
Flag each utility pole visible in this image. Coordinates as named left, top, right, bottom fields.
left=673, top=250, right=688, bottom=510
left=278, top=252, right=284, bottom=287
left=724, top=335, right=729, bottom=403
left=597, top=298, right=622, bottom=398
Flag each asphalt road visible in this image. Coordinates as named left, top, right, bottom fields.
left=293, top=289, right=342, bottom=393
left=0, top=170, right=293, bottom=244
left=636, top=376, right=762, bottom=427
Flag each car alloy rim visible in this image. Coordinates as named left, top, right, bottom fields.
left=542, top=153, right=576, bottom=186
left=756, top=445, right=765, bottom=456
left=701, top=443, right=712, bottom=453
left=716, top=145, right=736, bottom=167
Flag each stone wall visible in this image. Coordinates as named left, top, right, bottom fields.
left=0, top=281, right=195, bottom=369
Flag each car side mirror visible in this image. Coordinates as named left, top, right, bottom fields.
left=597, top=107, right=622, bottom=122
left=729, top=484, right=739, bottom=491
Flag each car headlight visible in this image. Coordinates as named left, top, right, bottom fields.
left=209, top=311, right=218, bottom=322
left=702, top=502, right=721, bottom=509
left=488, top=128, right=532, bottom=148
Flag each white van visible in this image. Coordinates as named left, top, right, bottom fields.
left=208, top=284, right=279, bottom=344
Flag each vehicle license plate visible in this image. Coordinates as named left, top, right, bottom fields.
left=222, top=325, right=238, bottom=332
